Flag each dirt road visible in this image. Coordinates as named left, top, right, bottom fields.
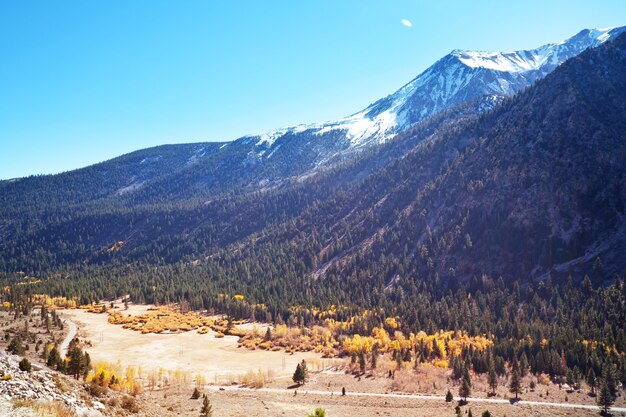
left=60, top=318, right=78, bottom=357
left=205, top=385, right=626, bottom=414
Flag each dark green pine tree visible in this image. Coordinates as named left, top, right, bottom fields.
left=359, top=351, right=366, bottom=373
left=619, top=356, right=626, bottom=388
left=519, top=352, right=528, bottom=377
left=597, top=381, right=614, bottom=415
left=18, top=358, right=32, bottom=372
left=81, top=352, right=91, bottom=379
left=601, top=362, right=617, bottom=398
left=459, top=366, right=472, bottom=402
left=488, top=356, right=498, bottom=396
left=47, top=346, right=61, bottom=368
left=68, top=340, right=83, bottom=379
left=509, top=358, right=522, bottom=400
left=586, top=367, right=597, bottom=395
left=300, top=360, right=309, bottom=383
left=8, top=336, right=25, bottom=355
left=200, top=394, right=213, bottom=417
left=452, top=356, right=463, bottom=380
left=371, top=344, right=378, bottom=370
left=293, top=363, right=305, bottom=385
left=445, top=389, right=453, bottom=402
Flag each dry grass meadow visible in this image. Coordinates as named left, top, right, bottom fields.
left=57, top=305, right=625, bottom=416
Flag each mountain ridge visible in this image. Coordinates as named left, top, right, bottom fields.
left=245, top=26, right=626, bottom=153
left=1, top=27, right=625, bottom=284
left=3, top=26, right=622, bottom=190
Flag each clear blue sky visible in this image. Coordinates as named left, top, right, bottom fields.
left=1, top=1, right=624, bottom=179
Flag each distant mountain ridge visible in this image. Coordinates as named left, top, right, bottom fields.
left=238, top=26, right=626, bottom=153
left=2, top=26, right=622, bottom=210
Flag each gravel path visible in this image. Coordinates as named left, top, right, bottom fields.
left=205, top=385, right=626, bottom=413
left=59, top=318, right=78, bottom=357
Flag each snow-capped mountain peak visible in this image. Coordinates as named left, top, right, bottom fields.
left=451, top=49, right=546, bottom=73
left=450, top=26, right=624, bottom=73
left=233, top=26, right=625, bottom=160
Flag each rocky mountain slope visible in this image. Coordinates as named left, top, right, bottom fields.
left=2, top=27, right=622, bottom=215
left=0, top=27, right=624, bottom=289
left=190, top=29, right=626, bottom=298
left=311, top=29, right=626, bottom=283
left=359, top=26, right=625, bottom=140
left=241, top=26, right=626, bottom=152
left=0, top=350, right=103, bottom=416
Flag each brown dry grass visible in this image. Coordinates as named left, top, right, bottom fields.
left=12, top=399, right=78, bottom=417
left=61, top=308, right=325, bottom=384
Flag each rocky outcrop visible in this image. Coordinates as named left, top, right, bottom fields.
left=0, top=350, right=103, bottom=416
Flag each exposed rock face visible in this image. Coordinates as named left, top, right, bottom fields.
left=0, top=350, right=102, bottom=416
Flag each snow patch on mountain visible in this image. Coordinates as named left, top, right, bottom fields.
left=140, top=156, right=161, bottom=165
left=116, top=180, right=145, bottom=195
left=186, top=147, right=207, bottom=165
left=237, top=26, right=625, bottom=161
left=453, top=27, right=624, bottom=73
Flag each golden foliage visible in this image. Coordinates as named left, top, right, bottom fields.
left=385, top=317, right=399, bottom=330
left=194, top=373, right=206, bottom=389
left=241, top=368, right=273, bottom=388
left=16, top=279, right=43, bottom=286
left=30, top=294, right=77, bottom=309
left=434, top=359, right=449, bottom=368
left=238, top=323, right=339, bottom=357
left=83, top=304, right=107, bottom=314
left=102, top=302, right=493, bottom=362
left=108, top=306, right=214, bottom=334
left=87, top=362, right=142, bottom=395
left=580, top=339, right=620, bottom=355
left=106, top=241, right=125, bottom=253
left=342, top=328, right=492, bottom=362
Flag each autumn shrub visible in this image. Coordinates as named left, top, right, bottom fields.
left=87, top=362, right=143, bottom=395
left=87, top=380, right=107, bottom=397
left=242, top=369, right=270, bottom=388
left=121, top=395, right=140, bottom=413
left=19, top=358, right=32, bottom=372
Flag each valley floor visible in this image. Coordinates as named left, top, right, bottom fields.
left=134, top=372, right=625, bottom=417
left=60, top=306, right=329, bottom=383
left=50, top=305, right=626, bottom=416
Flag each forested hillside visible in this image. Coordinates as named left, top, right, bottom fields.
left=5, top=31, right=624, bottom=286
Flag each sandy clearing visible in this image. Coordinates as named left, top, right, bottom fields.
left=140, top=382, right=610, bottom=417
left=60, top=308, right=327, bottom=382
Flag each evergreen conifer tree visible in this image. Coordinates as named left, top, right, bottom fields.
left=200, top=394, right=213, bottom=417
left=509, top=358, right=522, bottom=400
left=597, top=381, right=614, bottom=415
